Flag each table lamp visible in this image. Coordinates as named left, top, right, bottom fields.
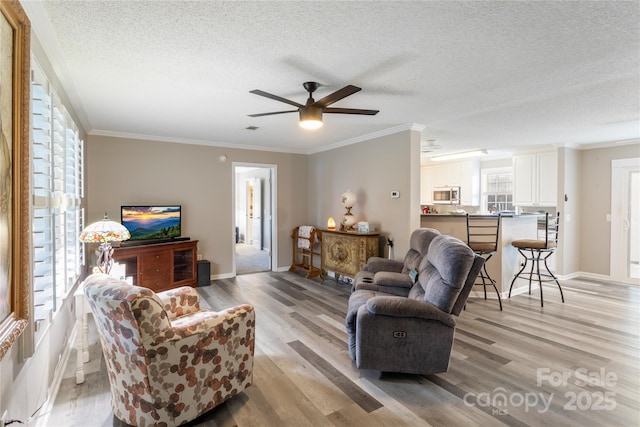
left=79, top=213, right=130, bottom=274
left=340, top=190, right=357, bottom=231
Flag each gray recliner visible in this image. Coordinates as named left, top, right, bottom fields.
left=346, top=234, right=484, bottom=375
left=353, top=228, right=441, bottom=296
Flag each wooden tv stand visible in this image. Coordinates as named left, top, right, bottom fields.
left=112, top=240, right=198, bottom=292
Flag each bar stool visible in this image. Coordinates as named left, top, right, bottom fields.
left=466, top=214, right=503, bottom=310
left=508, top=212, right=564, bottom=307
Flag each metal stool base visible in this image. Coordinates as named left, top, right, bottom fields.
left=508, top=248, right=564, bottom=307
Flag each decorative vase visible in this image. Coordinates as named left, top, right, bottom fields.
left=341, top=212, right=357, bottom=229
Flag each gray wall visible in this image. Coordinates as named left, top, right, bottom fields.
left=86, top=135, right=308, bottom=276
left=557, top=147, right=582, bottom=275
left=307, top=129, right=422, bottom=259
left=579, top=143, right=640, bottom=276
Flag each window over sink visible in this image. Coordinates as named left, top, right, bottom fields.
left=481, top=167, right=513, bottom=214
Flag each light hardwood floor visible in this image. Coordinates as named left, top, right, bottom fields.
left=41, top=272, right=639, bottom=426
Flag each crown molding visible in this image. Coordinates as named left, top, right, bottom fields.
left=89, top=129, right=309, bottom=154
left=90, top=123, right=428, bottom=155
left=307, top=123, right=426, bottom=154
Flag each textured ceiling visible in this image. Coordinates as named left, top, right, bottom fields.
left=23, top=1, right=640, bottom=156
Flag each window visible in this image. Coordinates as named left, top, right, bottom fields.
left=481, top=167, right=514, bottom=214
left=31, top=58, right=85, bottom=345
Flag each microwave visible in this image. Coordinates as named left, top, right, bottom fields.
left=433, top=186, right=461, bottom=204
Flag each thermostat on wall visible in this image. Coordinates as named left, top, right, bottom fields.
left=391, top=190, right=400, bottom=198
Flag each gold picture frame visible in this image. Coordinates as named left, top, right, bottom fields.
left=0, top=0, right=30, bottom=361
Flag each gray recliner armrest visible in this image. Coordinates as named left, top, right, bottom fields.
left=365, top=296, right=456, bottom=327
left=373, top=271, right=414, bottom=289
left=363, top=257, right=404, bottom=274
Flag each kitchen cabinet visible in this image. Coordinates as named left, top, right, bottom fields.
left=420, top=166, right=434, bottom=204
left=513, top=151, right=557, bottom=206
left=421, top=159, right=479, bottom=206
left=432, top=163, right=461, bottom=187
left=459, top=160, right=480, bottom=206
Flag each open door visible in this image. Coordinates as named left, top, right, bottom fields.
left=252, top=178, right=262, bottom=250
left=234, top=165, right=276, bottom=275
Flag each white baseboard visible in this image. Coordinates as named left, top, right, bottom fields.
left=210, top=266, right=289, bottom=279
left=469, top=271, right=614, bottom=302
left=468, top=285, right=532, bottom=300
left=34, top=323, right=78, bottom=427
left=556, top=271, right=610, bottom=281
left=211, top=272, right=235, bottom=280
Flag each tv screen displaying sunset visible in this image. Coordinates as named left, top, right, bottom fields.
left=121, top=205, right=181, bottom=240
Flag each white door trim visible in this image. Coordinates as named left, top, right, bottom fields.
left=610, top=158, right=640, bottom=284
left=232, top=163, right=277, bottom=276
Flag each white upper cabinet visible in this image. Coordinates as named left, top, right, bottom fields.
left=459, top=160, right=480, bottom=206
left=513, top=155, right=535, bottom=205
left=513, top=151, right=557, bottom=206
left=421, top=159, right=480, bottom=206
left=432, top=162, right=461, bottom=187
left=420, top=165, right=434, bottom=205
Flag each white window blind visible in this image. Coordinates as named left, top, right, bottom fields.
left=481, top=167, right=514, bottom=214
left=30, top=58, right=85, bottom=345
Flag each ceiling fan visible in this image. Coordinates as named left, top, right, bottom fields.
left=248, top=82, right=379, bottom=129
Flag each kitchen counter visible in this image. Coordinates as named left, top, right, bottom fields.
left=421, top=214, right=550, bottom=299
left=421, top=212, right=539, bottom=218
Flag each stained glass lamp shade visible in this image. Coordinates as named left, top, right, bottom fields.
left=79, top=214, right=130, bottom=274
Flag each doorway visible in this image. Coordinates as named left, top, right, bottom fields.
left=611, top=158, right=640, bottom=284
left=233, top=164, right=276, bottom=275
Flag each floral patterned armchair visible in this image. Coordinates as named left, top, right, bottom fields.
left=83, top=273, right=255, bottom=426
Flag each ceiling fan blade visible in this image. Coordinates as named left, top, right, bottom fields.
left=249, top=89, right=304, bottom=108
left=314, top=85, right=361, bottom=107
left=324, top=107, right=379, bottom=115
left=248, top=110, right=298, bottom=117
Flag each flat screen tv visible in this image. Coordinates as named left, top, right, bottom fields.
left=121, top=205, right=181, bottom=241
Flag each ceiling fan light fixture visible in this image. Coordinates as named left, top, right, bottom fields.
left=299, top=106, right=323, bottom=130
left=250, top=82, right=377, bottom=129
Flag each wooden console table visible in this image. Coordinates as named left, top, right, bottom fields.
left=113, top=239, right=198, bottom=292
left=321, top=229, right=380, bottom=280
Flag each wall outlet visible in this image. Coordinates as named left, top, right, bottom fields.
left=391, top=190, right=400, bottom=199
